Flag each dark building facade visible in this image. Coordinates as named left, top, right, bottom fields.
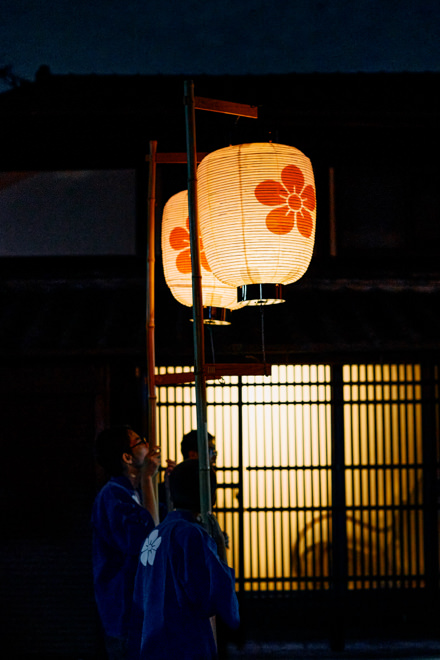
left=0, top=70, right=440, bottom=656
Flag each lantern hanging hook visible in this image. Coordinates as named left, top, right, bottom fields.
left=228, top=114, right=241, bottom=146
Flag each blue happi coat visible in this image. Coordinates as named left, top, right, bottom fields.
left=91, top=476, right=155, bottom=638
left=130, top=509, right=240, bottom=659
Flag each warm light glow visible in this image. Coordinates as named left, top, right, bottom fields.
left=156, top=363, right=424, bottom=592
left=197, top=143, right=316, bottom=291
left=343, top=364, right=423, bottom=588
left=161, top=190, right=237, bottom=309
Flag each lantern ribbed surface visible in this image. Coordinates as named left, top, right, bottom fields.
left=197, top=142, right=316, bottom=287
left=161, top=190, right=237, bottom=309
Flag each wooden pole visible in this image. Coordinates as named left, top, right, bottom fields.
left=330, top=364, right=347, bottom=651
left=146, top=140, right=158, bottom=450
left=184, top=80, right=212, bottom=523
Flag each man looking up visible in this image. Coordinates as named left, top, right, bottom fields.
left=181, top=429, right=217, bottom=466
left=179, top=429, right=229, bottom=550
left=159, top=429, right=216, bottom=511
left=91, top=425, right=161, bottom=660
left=130, top=459, right=239, bottom=659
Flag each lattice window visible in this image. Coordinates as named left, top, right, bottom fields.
left=156, top=363, right=438, bottom=593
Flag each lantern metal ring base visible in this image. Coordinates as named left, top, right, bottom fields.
left=236, top=284, right=285, bottom=307
left=190, top=306, right=232, bottom=326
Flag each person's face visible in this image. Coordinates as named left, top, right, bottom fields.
left=127, top=429, right=149, bottom=468
left=187, top=439, right=217, bottom=466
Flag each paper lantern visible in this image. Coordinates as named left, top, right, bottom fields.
left=161, top=190, right=237, bottom=323
left=197, top=142, right=316, bottom=305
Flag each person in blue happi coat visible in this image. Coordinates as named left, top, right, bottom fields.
left=130, top=458, right=240, bottom=659
left=91, top=425, right=161, bottom=660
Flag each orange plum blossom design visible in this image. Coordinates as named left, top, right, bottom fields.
left=254, top=164, right=316, bottom=236
left=169, top=217, right=211, bottom=274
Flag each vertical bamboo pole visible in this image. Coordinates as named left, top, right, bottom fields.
left=330, top=364, right=347, bottom=651
left=184, top=80, right=212, bottom=523
left=147, top=140, right=158, bottom=450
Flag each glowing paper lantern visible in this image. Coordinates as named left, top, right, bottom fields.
left=161, top=190, right=237, bottom=323
left=197, top=142, right=316, bottom=305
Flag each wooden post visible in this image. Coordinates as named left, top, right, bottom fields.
left=146, top=140, right=158, bottom=450
left=330, top=364, right=347, bottom=651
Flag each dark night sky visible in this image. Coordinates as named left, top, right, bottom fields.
left=1, top=0, right=440, bottom=92
left=1, top=1, right=440, bottom=256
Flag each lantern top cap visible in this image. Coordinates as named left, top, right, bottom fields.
left=199, top=141, right=311, bottom=165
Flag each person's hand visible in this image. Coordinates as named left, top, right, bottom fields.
left=142, top=445, right=161, bottom=478
left=165, top=458, right=176, bottom=475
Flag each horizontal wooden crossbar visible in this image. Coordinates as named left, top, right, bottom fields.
left=155, top=363, right=271, bottom=385
left=194, top=96, right=258, bottom=119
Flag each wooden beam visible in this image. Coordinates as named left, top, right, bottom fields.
left=155, top=372, right=196, bottom=386
left=146, top=152, right=208, bottom=164
left=205, top=363, right=271, bottom=378
left=194, top=96, right=258, bottom=119
left=155, top=363, right=271, bottom=386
